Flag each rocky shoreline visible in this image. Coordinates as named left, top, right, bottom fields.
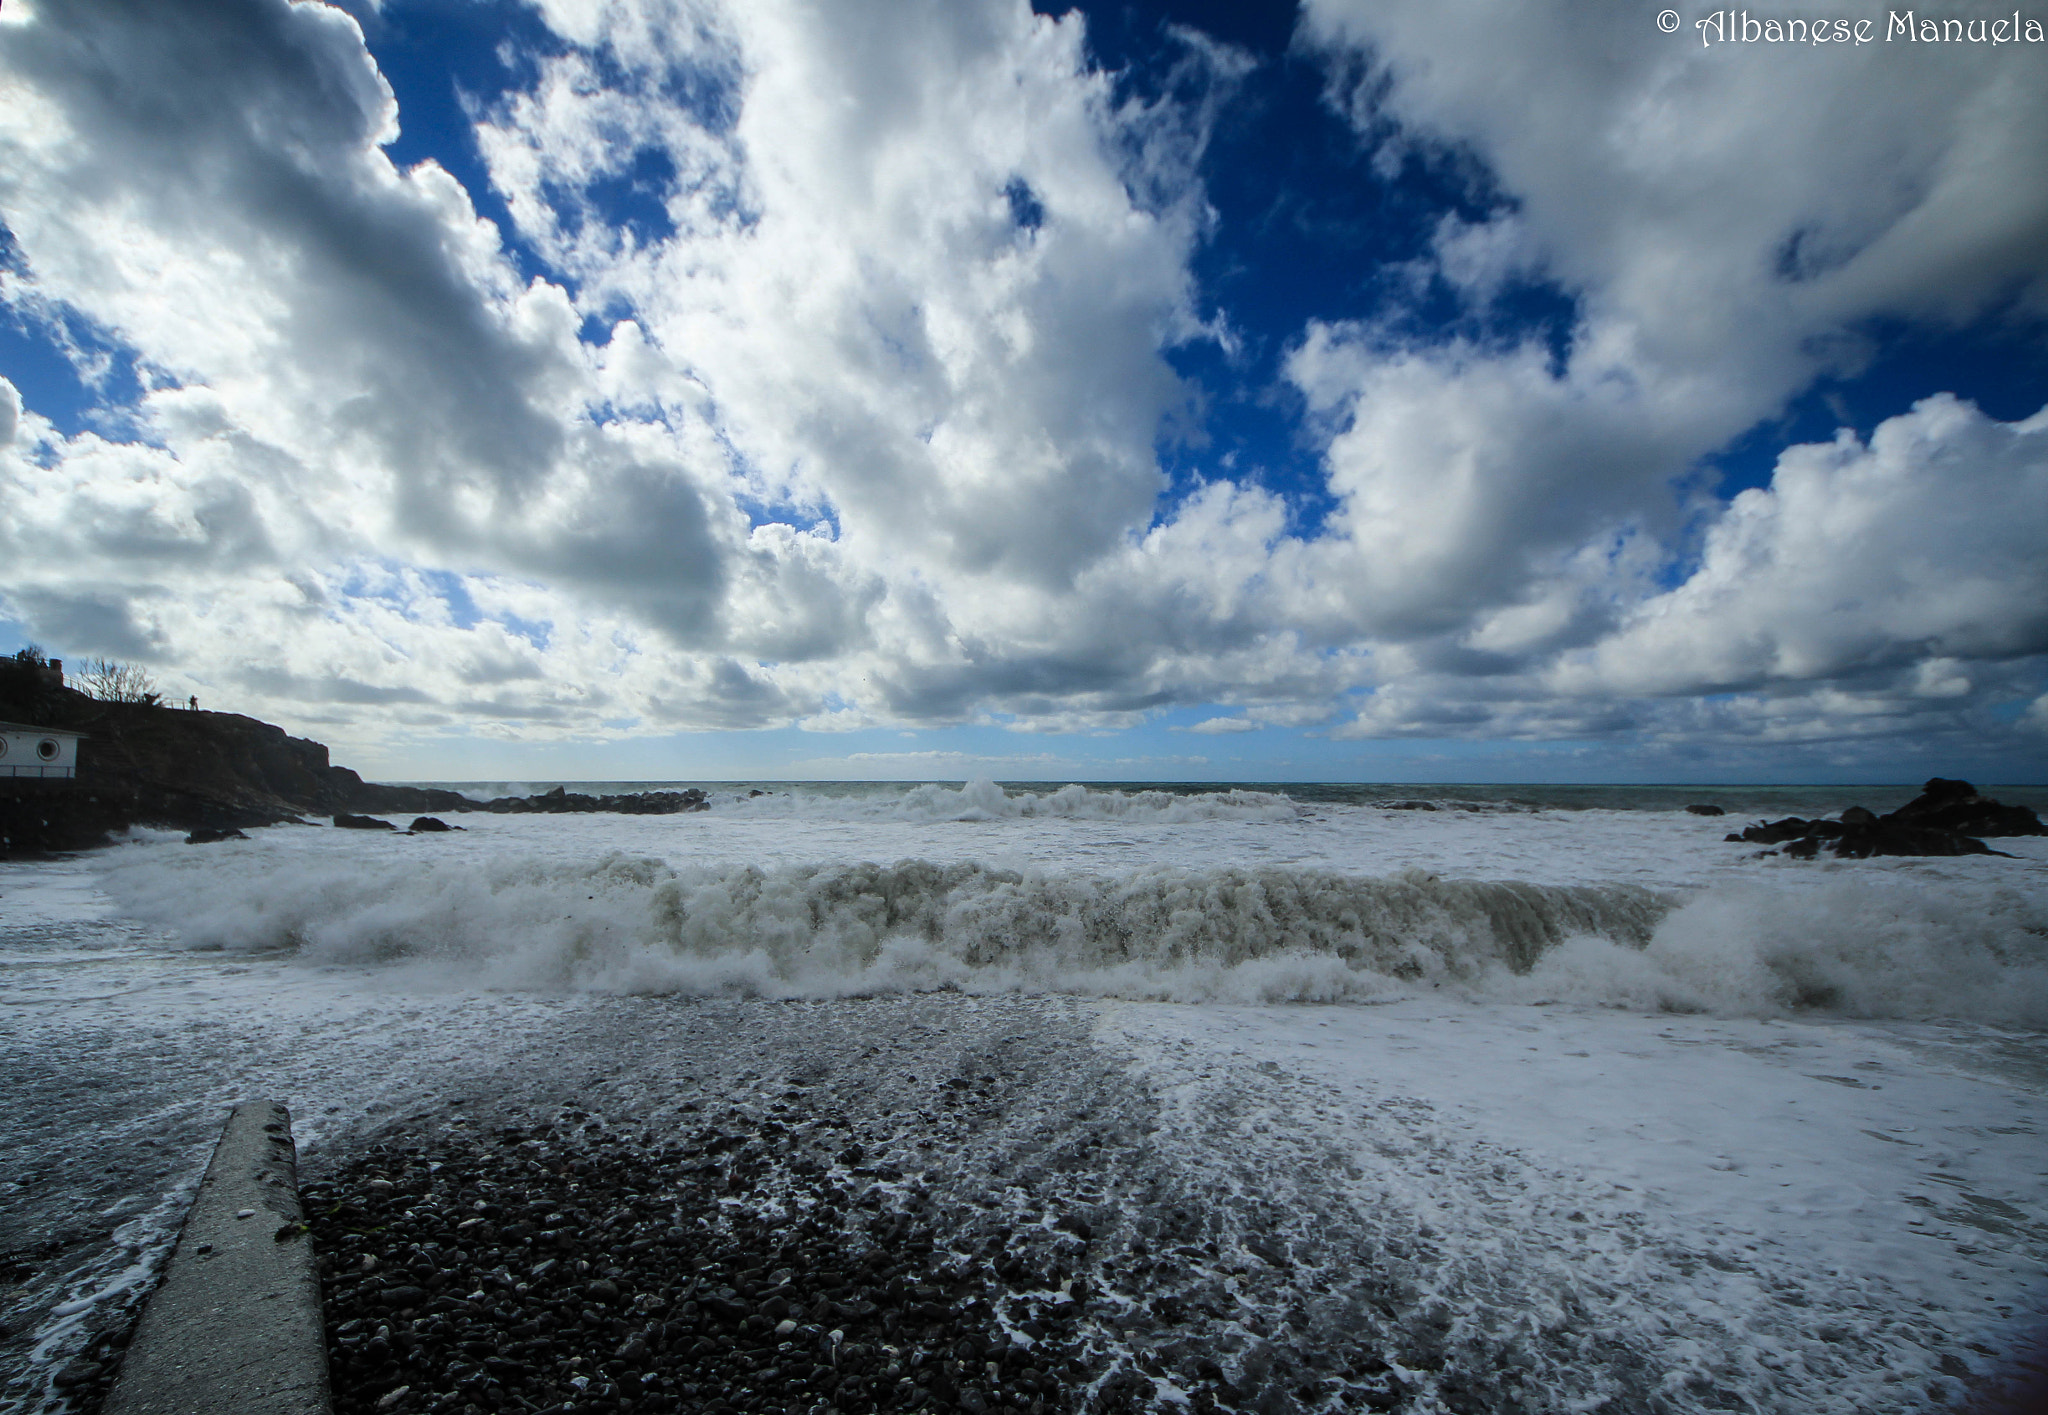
left=306, top=1114, right=1100, bottom=1415
left=42, top=991, right=1458, bottom=1415
left=0, top=678, right=711, bottom=855
left=1724, top=777, right=2044, bottom=859
left=26, top=976, right=2044, bottom=1415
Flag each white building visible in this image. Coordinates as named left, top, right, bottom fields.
left=0, top=721, right=82, bottom=779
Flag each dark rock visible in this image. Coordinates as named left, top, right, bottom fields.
left=334, top=813, right=397, bottom=830
left=1731, top=790, right=2017, bottom=861
left=1828, top=820, right=1997, bottom=860
left=1888, top=778, right=2044, bottom=837
left=1683, top=804, right=1726, bottom=816
left=406, top=816, right=457, bottom=832
left=477, top=786, right=709, bottom=816
left=52, top=1359, right=102, bottom=1388
left=1731, top=816, right=1821, bottom=845
left=700, top=1294, right=748, bottom=1324
left=184, top=826, right=249, bottom=844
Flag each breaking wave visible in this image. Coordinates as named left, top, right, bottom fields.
left=97, top=848, right=2048, bottom=1022
left=96, top=831, right=2048, bottom=1019
left=410, top=779, right=1306, bottom=823
left=725, top=779, right=1306, bottom=824
left=1509, top=873, right=2048, bottom=1027
left=102, top=851, right=1655, bottom=1001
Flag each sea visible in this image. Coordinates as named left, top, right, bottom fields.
left=3, top=779, right=2046, bottom=1413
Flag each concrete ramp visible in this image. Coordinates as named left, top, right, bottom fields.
left=105, top=1101, right=331, bottom=1415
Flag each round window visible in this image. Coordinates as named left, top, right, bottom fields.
left=0, top=737, right=9, bottom=758
left=38, top=738, right=61, bottom=761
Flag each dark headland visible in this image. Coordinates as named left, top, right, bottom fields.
left=0, top=661, right=705, bottom=856
left=3, top=654, right=2038, bottom=859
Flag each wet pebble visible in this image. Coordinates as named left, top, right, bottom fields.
left=306, top=1114, right=1091, bottom=1415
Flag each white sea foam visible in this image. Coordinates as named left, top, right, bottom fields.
left=93, top=837, right=2048, bottom=1023
left=720, top=778, right=1306, bottom=824
left=18, top=785, right=2048, bottom=1412
left=1509, top=873, right=2048, bottom=1027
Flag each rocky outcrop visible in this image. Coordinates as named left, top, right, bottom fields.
left=473, top=784, right=708, bottom=814
left=0, top=681, right=705, bottom=854
left=1725, top=779, right=2041, bottom=860
left=1886, top=777, right=2045, bottom=837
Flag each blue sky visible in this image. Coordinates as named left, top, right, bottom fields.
left=2, top=0, right=2046, bottom=782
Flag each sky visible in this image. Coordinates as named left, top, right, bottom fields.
left=2, top=0, right=2046, bottom=784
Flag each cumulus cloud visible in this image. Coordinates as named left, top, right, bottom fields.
left=1281, top=0, right=2048, bottom=644
left=1554, top=396, right=2048, bottom=695
left=1283, top=0, right=2048, bottom=747
left=0, top=0, right=2043, bottom=769
left=0, top=0, right=806, bottom=740
left=1302, top=0, right=2048, bottom=352
left=481, top=0, right=1214, bottom=587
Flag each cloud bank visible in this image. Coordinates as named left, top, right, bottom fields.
left=1, top=0, right=2043, bottom=773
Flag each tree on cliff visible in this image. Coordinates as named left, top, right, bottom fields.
left=78, top=658, right=160, bottom=705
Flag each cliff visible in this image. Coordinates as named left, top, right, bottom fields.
left=0, top=674, right=702, bottom=854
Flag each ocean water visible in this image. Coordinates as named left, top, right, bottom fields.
left=3, top=780, right=2046, bottom=1412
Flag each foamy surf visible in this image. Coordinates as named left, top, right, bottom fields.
left=94, top=842, right=2048, bottom=1023
left=10, top=781, right=2047, bottom=1415
left=725, top=778, right=1307, bottom=824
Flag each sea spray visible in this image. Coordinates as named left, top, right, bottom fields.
left=1528, top=872, right=2048, bottom=1026
left=104, top=847, right=1666, bottom=999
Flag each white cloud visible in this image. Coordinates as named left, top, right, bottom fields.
left=2025, top=693, right=2048, bottom=736
left=1302, top=0, right=2048, bottom=357
left=1186, top=716, right=1256, bottom=734
left=0, top=0, right=2042, bottom=768
left=1281, top=330, right=1726, bottom=639
left=1553, top=396, right=2048, bottom=697
left=1429, top=212, right=1540, bottom=306
left=484, top=0, right=1217, bottom=589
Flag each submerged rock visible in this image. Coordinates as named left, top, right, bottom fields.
left=334, top=813, right=397, bottom=830
left=1725, top=817, right=1819, bottom=846
left=406, top=816, right=458, bottom=832
left=1684, top=804, right=1726, bottom=816
left=184, top=826, right=248, bottom=844
left=480, top=785, right=709, bottom=815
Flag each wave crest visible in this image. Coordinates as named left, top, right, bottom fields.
left=100, top=848, right=2048, bottom=1023
left=103, top=849, right=1659, bottom=1002
left=722, top=779, right=1306, bottom=824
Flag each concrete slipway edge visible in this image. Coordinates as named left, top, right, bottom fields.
left=104, top=1101, right=333, bottom=1415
